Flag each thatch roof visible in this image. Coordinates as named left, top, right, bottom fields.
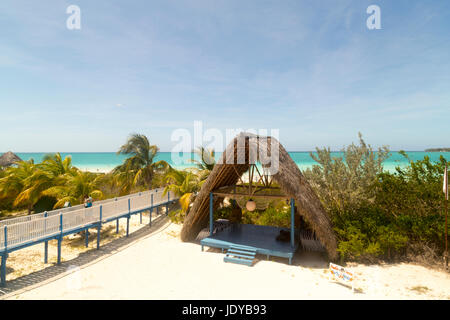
left=181, top=133, right=338, bottom=260
left=0, top=151, right=22, bottom=167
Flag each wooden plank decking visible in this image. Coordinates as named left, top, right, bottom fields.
left=200, top=224, right=299, bottom=264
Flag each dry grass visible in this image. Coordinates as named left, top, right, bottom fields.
left=0, top=209, right=29, bottom=220
left=409, top=285, right=430, bottom=295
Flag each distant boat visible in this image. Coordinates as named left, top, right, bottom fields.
left=0, top=151, right=22, bottom=167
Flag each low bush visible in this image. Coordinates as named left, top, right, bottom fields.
left=305, top=135, right=448, bottom=263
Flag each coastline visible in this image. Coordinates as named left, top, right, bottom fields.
left=8, top=151, right=447, bottom=174
left=76, top=162, right=440, bottom=175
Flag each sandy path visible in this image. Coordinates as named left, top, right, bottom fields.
left=2, top=220, right=450, bottom=300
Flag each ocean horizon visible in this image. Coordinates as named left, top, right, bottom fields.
left=4, top=151, right=449, bottom=174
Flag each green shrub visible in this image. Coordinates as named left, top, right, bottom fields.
left=304, top=134, right=448, bottom=263
left=214, top=206, right=233, bottom=221
left=304, top=132, right=390, bottom=213
left=255, top=206, right=291, bottom=228
left=168, top=209, right=186, bottom=224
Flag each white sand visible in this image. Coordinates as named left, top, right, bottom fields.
left=3, top=220, right=450, bottom=300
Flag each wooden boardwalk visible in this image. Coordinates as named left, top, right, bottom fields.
left=0, top=189, right=178, bottom=287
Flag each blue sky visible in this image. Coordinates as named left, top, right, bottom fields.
left=0, top=0, right=449, bottom=152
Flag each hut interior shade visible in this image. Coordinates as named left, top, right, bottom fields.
left=181, top=132, right=338, bottom=260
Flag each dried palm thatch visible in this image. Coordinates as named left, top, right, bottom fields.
left=0, top=151, right=22, bottom=167
left=181, top=132, right=338, bottom=260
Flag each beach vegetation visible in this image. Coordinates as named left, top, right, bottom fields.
left=0, top=135, right=173, bottom=217
left=191, top=147, right=216, bottom=172
left=164, top=147, right=216, bottom=223
left=304, top=135, right=447, bottom=263
left=241, top=201, right=292, bottom=228
left=42, top=170, right=104, bottom=208
left=409, top=285, right=430, bottom=294
left=303, top=132, right=390, bottom=213
left=113, top=133, right=170, bottom=192
left=163, top=167, right=204, bottom=223
left=164, top=168, right=201, bottom=211
left=0, top=155, right=106, bottom=214
left=0, top=159, right=40, bottom=214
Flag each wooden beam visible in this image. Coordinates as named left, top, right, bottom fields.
left=234, top=185, right=281, bottom=190
left=212, top=191, right=289, bottom=199
left=232, top=165, right=246, bottom=186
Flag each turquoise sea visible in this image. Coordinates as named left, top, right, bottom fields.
left=7, top=151, right=450, bottom=173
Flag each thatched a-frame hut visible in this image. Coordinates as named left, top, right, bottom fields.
left=0, top=151, right=22, bottom=167
left=181, top=133, right=338, bottom=261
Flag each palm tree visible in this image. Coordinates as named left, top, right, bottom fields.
left=95, top=172, right=121, bottom=199
left=0, top=153, right=95, bottom=213
left=187, top=146, right=216, bottom=188
left=164, top=168, right=201, bottom=213
left=111, top=162, right=137, bottom=195
left=191, top=147, right=216, bottom=171
left=42, top=171, right=103, bottom=208
left=114, top=134, right=169, bottom=191
left=13, top=153, right=79, bottom=212
left=0, top=160, right=38, bottom=214
left=40, top=152, right=76, bottom=176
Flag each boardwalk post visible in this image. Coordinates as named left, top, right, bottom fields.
left=139, top=193, right=142, bottom=224
left=290, top=198, right=295, bottom=249
left=115, top=198, right=119, bottom=234
left=1, top=225, right=8, bottom=287
left=97, top=205, right=102, bottom=250
left=0, top=253, right=5, bottom=287
left=210, top=193, right=214, bottom=236
left=85, top=228, right=89, bottom=248
left=44, top=211, right=48, bottom=263
left=156, top=190, right=159, bottom=215
left=166, top=192, right=170, bottom=216
left=149, top=193, right=153, bottom=227
left=57, top=213, right=63, bottom=265
left=85, top=205, right=89, bottom=248
left=126, top=198, right=130, bottom=237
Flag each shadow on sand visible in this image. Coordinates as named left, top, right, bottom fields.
left=0, top=214, right=170, bottom=298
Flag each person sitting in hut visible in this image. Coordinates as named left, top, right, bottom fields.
left=228, top=199, right=242, bottom=224
left=276, top=229, right=291, bottom=242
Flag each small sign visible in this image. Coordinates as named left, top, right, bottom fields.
left=329, top=263, right=355, bottom=292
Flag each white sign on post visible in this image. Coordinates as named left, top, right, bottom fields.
left=329, top=262, right=356, bottom=292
